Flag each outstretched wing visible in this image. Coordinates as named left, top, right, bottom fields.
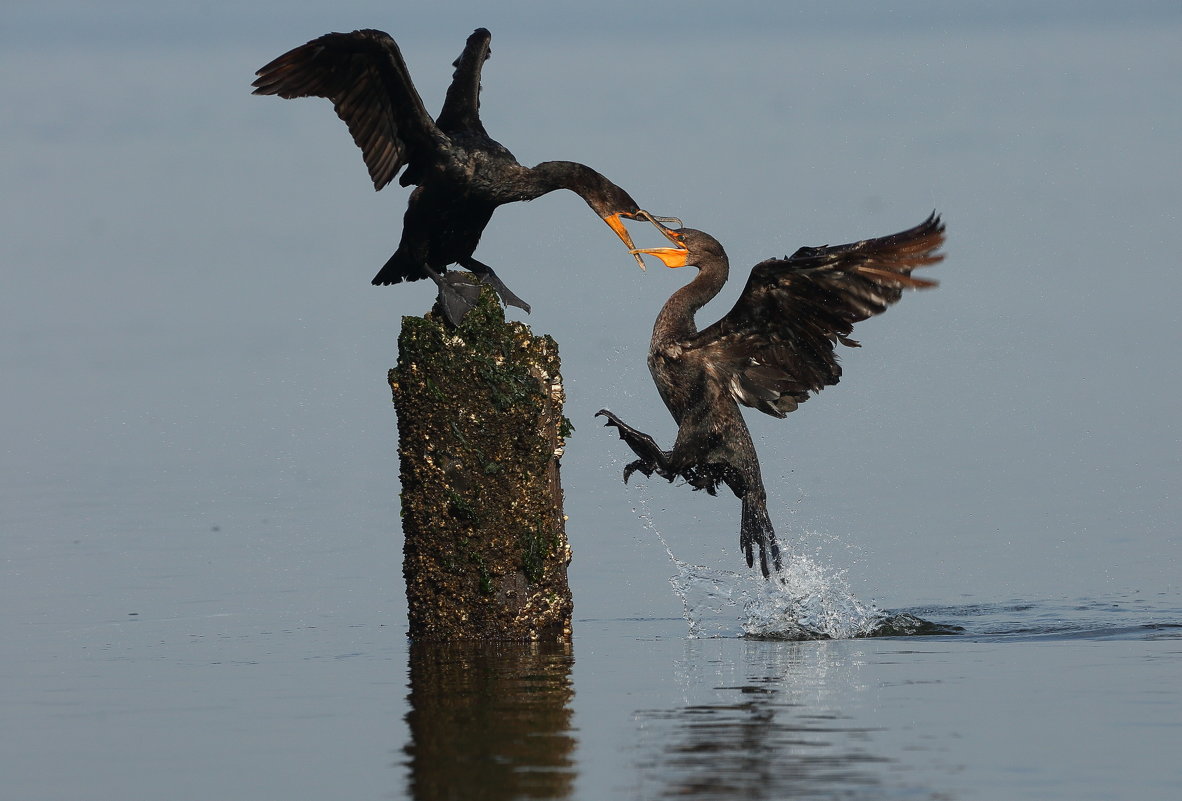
left=434, top=28, right=491, bottom=135
left=694, top=213, right=945, bottom=418
left=252, top=29, right=444, bottom=190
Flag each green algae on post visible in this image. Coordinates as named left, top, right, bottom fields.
left=390, top=289, right=573, bottom=641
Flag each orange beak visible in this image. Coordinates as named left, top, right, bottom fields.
left=603, top=213, right=647, bottom=270
left=605, top=210, right=688, bottom=271
left=629, top=246, right=689, bottom=269
left=627, top=210, right=690, bottom=268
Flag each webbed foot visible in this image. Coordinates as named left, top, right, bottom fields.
left=459, top=257, right=531, bottom=314
left=596, top=409, right=675, bottom=484
left=423, top=267, right=482, bottom=326
left=623, top=458, right=656, bottom=484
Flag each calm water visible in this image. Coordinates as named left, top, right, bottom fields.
left=3, top=3, right=1181, bottom=799
left=6, top=581, right=1180, bottom=800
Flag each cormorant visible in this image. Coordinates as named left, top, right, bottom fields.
left=253, top=27, right=658, bottom=323
left=597, top=213, right=945, bottom=577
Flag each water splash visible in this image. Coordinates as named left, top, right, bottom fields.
left=626, top=484, right=882, bottom=639
left=668, top=551, right=884, bottom=640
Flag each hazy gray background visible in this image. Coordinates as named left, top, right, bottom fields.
left=3, top=1, right=1179, bottom=637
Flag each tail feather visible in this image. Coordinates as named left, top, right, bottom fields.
left=740, top=496, right=783, bottom=578
left=372, top=250, right=429, bottom=285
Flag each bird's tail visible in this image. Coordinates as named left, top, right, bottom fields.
left=740, top=495, right=783, bottom=579
left=371, top=250, right=429, bottom=286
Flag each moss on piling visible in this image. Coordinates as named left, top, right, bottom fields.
left=390, top=289, right=573, bottom=641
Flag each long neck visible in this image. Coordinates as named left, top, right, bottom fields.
left=652, top=255, right=729, bottom=348
left=525, top=161, right=639, bottom=215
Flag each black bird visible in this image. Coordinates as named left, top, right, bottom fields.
left=252, top=27, right=657, bottom=324
left=597, top=213, right=945, bottom=577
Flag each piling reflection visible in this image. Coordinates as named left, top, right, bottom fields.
left=404, top=639, right=576, bottom=800
left=631, top=640, right=905, bottom=800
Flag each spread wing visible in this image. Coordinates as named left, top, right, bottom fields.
left=252, top=29, right=445, bottom=190
left=694, top=213, right=945, bottom=418
left=434, top=28, right=491, bottom=135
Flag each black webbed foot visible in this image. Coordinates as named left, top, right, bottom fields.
left=741, top=496, right=784, bottom=579
left=424, top=267, right=482, bottom=326
left=459, top=257, right=532, bottom=314
left=623, top=458, right=654, bottom=484
left=596, top=409, right=675, bottom=484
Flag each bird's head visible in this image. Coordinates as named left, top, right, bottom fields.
left=602, top=208, right=685, bottom=270
left=627, top=213, right=721, bottom=269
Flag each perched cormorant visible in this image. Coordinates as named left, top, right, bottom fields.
left=253, top=27, right=658, bottom=323
left=597, top=213, right=945, bottom=577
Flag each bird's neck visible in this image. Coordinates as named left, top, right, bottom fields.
left=530, top=160, right=596, bottom=187
left=527, top=161, right=631, bottom=215
left=652, top=259, right=729, bottom=348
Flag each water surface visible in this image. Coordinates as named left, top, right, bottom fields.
left=7, top=587, right=1180, bottom=800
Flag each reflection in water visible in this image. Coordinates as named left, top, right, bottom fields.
left=632, top=640, right=918, bottom=801
left=405, top=639, right=576, bottom=800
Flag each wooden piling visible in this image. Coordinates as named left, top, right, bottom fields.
left=389, top=289, right=574, bottom=641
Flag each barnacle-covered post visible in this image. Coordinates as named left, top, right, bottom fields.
left=389, top=288, right=573, bottom=640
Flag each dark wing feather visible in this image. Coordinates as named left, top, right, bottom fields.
left=434, top=28, right=491, bottom=134
left=695, top=213, right=945, bottom=418
left=252, top=29, right=443, bottom=190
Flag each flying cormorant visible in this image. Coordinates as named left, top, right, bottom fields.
left=597, top=213, right=945, bottom=576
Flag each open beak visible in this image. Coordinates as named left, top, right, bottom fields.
left=632, top=209, right=686, bottom=246
left=603, top=213, right=647, bottom=270
left=605, top=210, right=687, bottom=271
left=629, top=246, right=689, bottom=269
left=623, top=209, right=690, bottom=268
